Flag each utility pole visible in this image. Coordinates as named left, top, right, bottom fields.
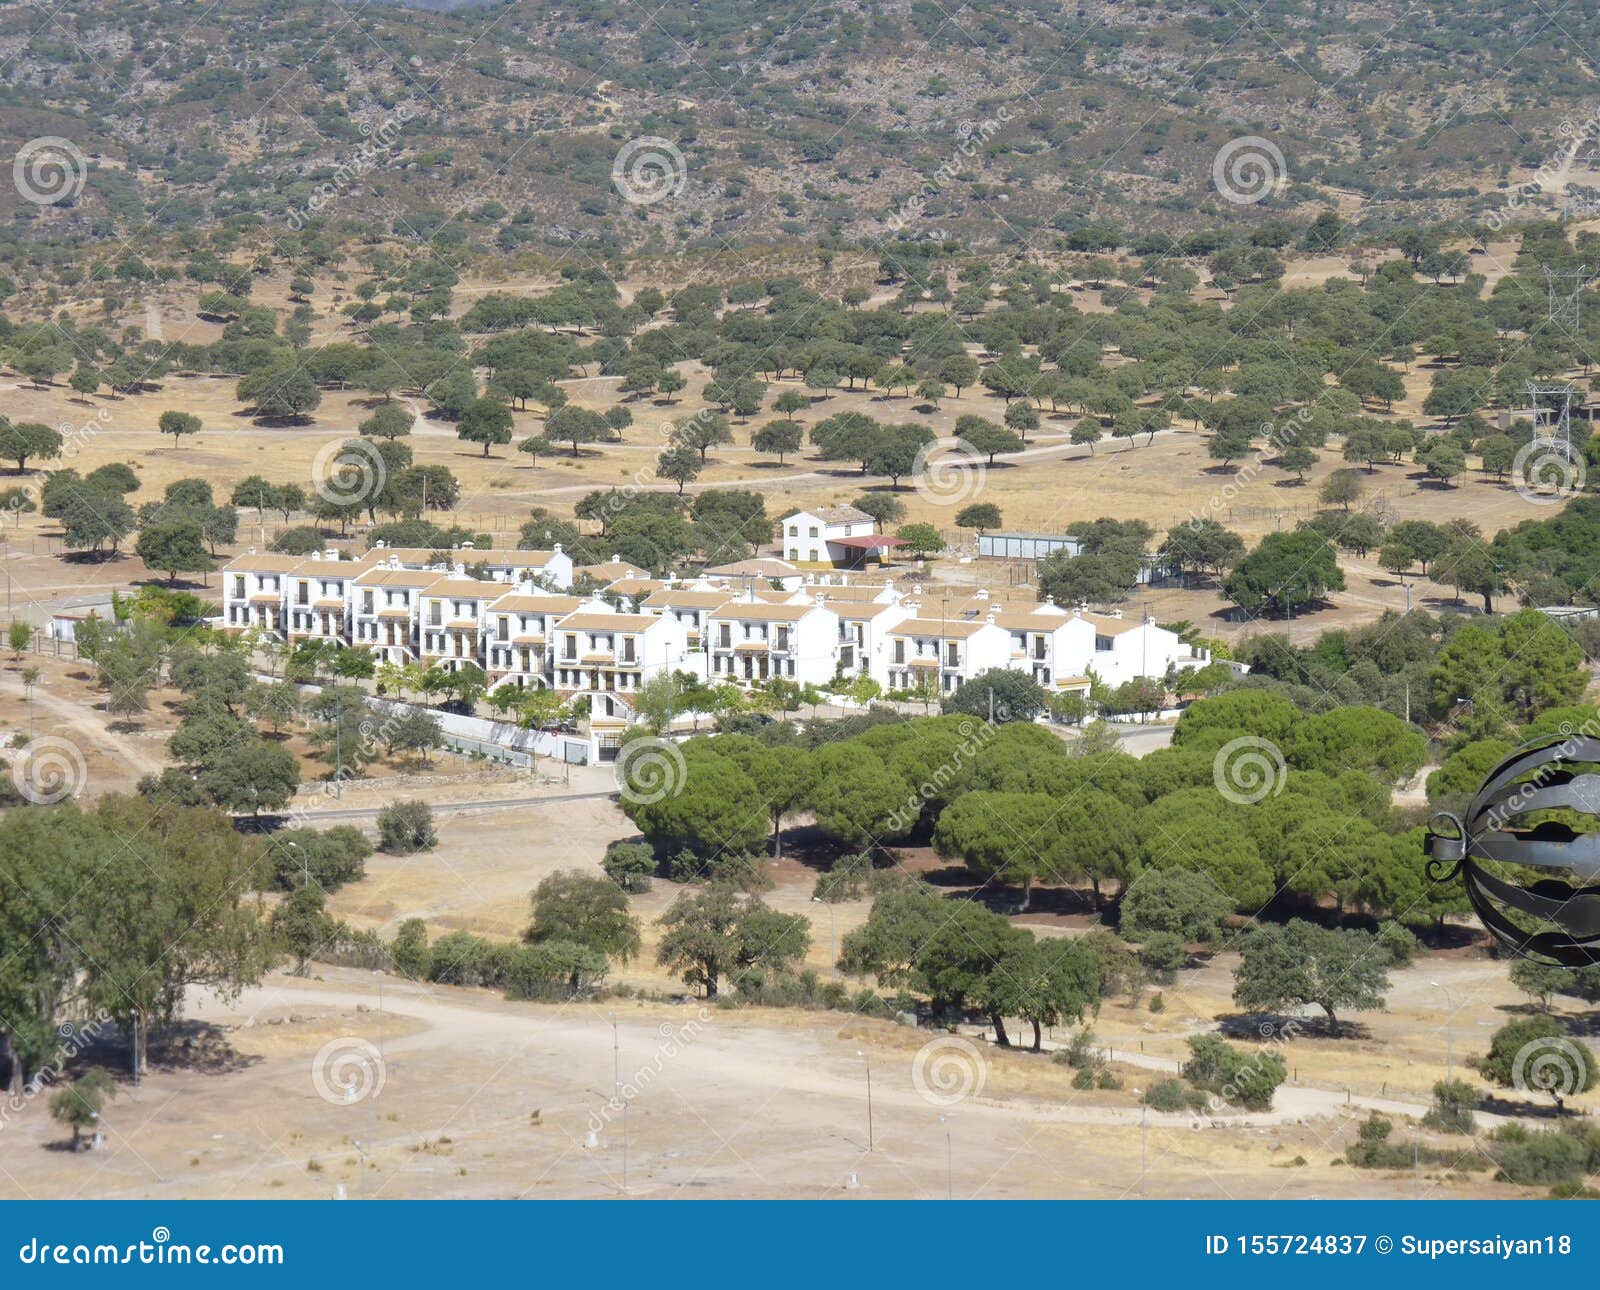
left=1140, top=1102, right=1148, bottom=1199
left=866, top=1056, right=874, bottom=1152
left=940, top=1115, right=953, bottom=1200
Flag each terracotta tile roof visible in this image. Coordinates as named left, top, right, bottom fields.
left=710, top=601, right=820, bottom=622
left=486, top=592, right=582, bottom=613
left=224, top=554, right=306, bottom=574
left=555, top=612, right=658, bottom=631
left=889, top=618, right=997, bottom=639
left=421, top=578, right=499, bottom=599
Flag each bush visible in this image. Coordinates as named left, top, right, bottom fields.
left=504, top=940, right=608, bottom=1000
left=1345, top=1114, right=1413, bottom=1169
left=269, top=825, right=372, bottom=891
left=1120, top=868, right=1232, bottom=945
left=391, top=918, right=432, bottom=979
left=1143, top=1079, right=1205, bottom=1112
left=1138, top=932, right=1188, bottom=984
left=1182, top=1033, right=1287, bottom=1111
left=602, top=842, right=655, bottom=892
left=426, top=930, right=517, bottom=987
left=269, top=526, right=328, bottom=555
left=1422, top=1079, right=1478, bottom=1135
left=1487, top=1122, right=1600, bottom=1187
left=377, top=800, right=437, bottom=854
left=1376, top=920, right=1420, bottom=968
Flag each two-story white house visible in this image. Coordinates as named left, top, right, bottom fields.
left=350, top=565, right=440, bottom=664
left=222, top=553, right=304, bottom=636
left=1062, top=609, right=1210, bottom=689
left=780, top=505, right=881, bottom=566
left=549, top=605, right=690, bottom=694
left=483, top=591, right=583, bottom=690
left=284, top=554, right=362, bottom=645
left=704, top=598, right=840, bottom=685
left=821, top=593, right=914, bottom=681
left=880, top=615, right=1013, bottom=696
left=417, top=577, right=500, bottom=673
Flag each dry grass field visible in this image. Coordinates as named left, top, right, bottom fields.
left=0, top=834, right=1576, bottom=1202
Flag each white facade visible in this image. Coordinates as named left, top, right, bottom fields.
left=879, top=616, right=1013, bottom=695
left=704, top=597, right=840, bottom=686
left=781, top=506, right=878, bottom=565
left=220, top=547, right=1204, bottom=721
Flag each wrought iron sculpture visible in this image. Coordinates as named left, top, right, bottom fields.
left=1426, top=736, right=1600, bottom=967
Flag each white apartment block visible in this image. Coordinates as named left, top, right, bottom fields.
left=549, top=606, right=689, bottom=694
left=417, top=578, right=501, bottom=672
left=704, top=598, right=840, bottom=685
left=484, top=591, right=583, bottom=689
left=880, top=616, right=1013, bottom=696
left=220, top=545, right=1205, bottom=720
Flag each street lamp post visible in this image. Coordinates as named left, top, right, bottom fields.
left=855, top=1050, right=874, bottom=1151
left=1430, top=980, right=1454, bottom=1082
left=610, top=1011, right=620, bottom=1101
left=939, top=1114, right=952, bottom=1200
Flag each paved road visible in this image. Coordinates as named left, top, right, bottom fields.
left=258, top=787, right=619, bottom=826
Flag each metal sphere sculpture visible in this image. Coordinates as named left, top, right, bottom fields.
left=1426, top=735, right=1600, bottom=967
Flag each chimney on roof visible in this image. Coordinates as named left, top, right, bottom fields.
left=374, top=540, right=386, bottom=549
left=324, top=548, right=337, bottom=561
left=553, top=542, right=563, bottom=553
left=1111, top=608, right=1123, bottom=619
left=247, top=547, right=257, bottom=556
left=453, top=563, right=466, bottom=577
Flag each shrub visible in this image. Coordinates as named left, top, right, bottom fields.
left=269, top=825, right=372, bottom=891
left=1345, top=1114, right=1413, bottom=1169
left=1182, top=1033, right=1287, bottom=1111
left=1487, top=1122, right=1600, bottom=1187
left=391, top=918, right=432, bottom=979
left=1422, top=1079, right=1478, bottom=1135
left=426, top=931, right=516, bottom=987
left=1376, top=920, right=1419, bottom=968
left=1138, top=932, right=1188, bottom=984
left=1143, top=1079, right=1202, bottom=1112
left=602, top=842, right=656, bottom=892
left=504, top=940, right=608, bottom=1000
left=377, top=800, right=437, bottom=854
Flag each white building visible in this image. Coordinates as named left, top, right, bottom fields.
left=880, top=615, right=1013, bottom=696
left=549, top=604, right=689, bottom=694
left=484, top=591, right=583, bottom=690
left=780, top=505, right=880, bottom=565
left=704, top=597, right=840, bottom=685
